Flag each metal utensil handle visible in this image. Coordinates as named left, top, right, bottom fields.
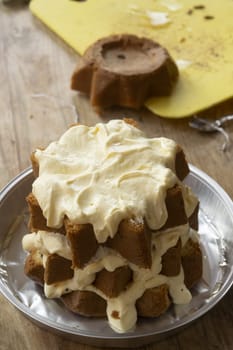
left=216, top=115, right=233, bottom=127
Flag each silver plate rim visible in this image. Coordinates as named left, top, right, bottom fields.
left=0, top=165, right=233, bottom=344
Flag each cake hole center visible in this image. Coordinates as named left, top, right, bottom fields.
left=117, top=54, right=126, bottom=59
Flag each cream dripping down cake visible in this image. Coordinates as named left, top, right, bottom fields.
left=22, top=119, right=202, bottom=333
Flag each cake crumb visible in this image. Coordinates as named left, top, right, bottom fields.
left=187, top=9, right=193, bottom=15
left=193, top=5, right=205, bottom=10
left=111, top=310, right=120, bottom=319
left=204, top=15, right=214, bottom=20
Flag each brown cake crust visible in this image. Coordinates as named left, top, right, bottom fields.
left=94, top=266, right=133, bottom=298
left=24, top=250, right=44, bottom=286
left=105, top=218, right=152, bottom=268
left=44, top=254, right=74, bottom=285
left=26, top=193, right=65, bottom=235
left=71, top=34, right=179, bottom=110
left=162, top=185, right=188, bottom=230
left=161, top=238, right=182, bottom=276
left=136, top=284, right=171, bottom=317
left=64, top=219, right=99, bottom=269
left=182, top=238, right=203, bottom=289
left=175, top=146, right=190, bottom=181
left=61, top=290, right=107, bottom=317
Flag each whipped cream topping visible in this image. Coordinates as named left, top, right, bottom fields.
left=23, top=224, right=193, bottom=333
left=24, top=119, right=201, bottom=333
left=32, top=119, right=195, bottom=243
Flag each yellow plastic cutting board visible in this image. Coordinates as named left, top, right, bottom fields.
left=30, top=0, right=233, bottom=118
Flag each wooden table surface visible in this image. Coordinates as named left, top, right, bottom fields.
left=0, top=3, right=233, bottom=350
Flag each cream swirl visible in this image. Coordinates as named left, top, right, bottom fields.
left=23, top=225, right=193, bottom=333
left=32, top=120, right=189, bottom=242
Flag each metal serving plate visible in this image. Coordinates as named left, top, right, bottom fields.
left=0, top=166, right=233, bottom=348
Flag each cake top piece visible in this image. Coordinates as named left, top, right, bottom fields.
left=32, top=119, right=188, bottom=242
left=71, top=34, right=179, bottom=110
